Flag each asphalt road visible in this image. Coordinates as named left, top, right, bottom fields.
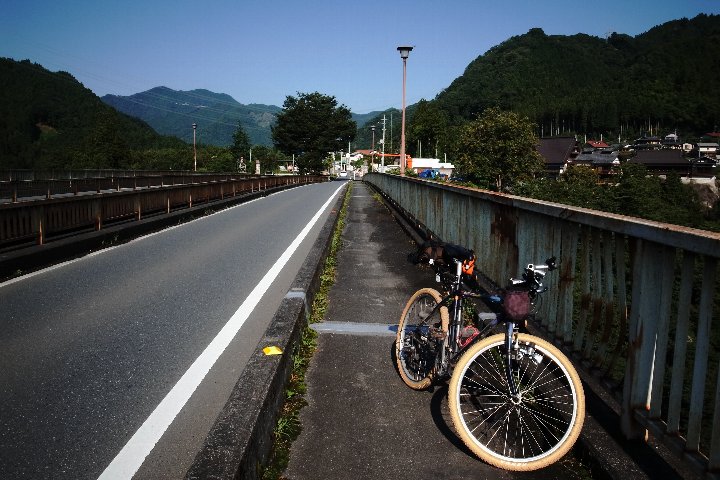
left=0, top=180, right=347, bottom=480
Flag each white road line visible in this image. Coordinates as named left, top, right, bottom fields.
left=98, top=183, right=345, bottom=480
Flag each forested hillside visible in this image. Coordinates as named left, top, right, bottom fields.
left=0, top=58, right=187, bottom=170
left=102, top=87, right=280, bottom=147
left=433, top=14, right=720, bottom=138
left=354, top=14, right=720, bottom=156
left=4, top=14, right=719, bottom=171
left=102, top=88, right=380, bottom=148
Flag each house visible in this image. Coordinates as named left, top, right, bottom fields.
left=633, top=136, right=662, bottom=150
left=629, top=149, right=690, bottom=175
left=696, top=143, right=719, bottom=158
left=662, top=133, right=683, bottom=149
left=585, top=140, right=609, bottom=150
left=537, top=137, right=579, bottom=176
left=572, top=148, right=620, bottom=174
left=624, top=150, right=715, bottom=177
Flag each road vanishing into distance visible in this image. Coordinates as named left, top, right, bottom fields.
left=0, top=181, right=346, bottom=479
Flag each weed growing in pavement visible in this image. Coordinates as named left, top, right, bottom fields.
left=260, top=182, right=352, bottom=480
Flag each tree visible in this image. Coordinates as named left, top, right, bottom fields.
left=200, top=145, right=236, bottom=172
left=272, top=92, right=356, bottom=173
left=454, top=107, right=544, bottom=191
left=408, top=99, right=449, bottom=158
left=250, top=145, right=288, bottom=174
left=517, top=164, right=611, bottom=210
left=230, top=122, right=251, bottom=168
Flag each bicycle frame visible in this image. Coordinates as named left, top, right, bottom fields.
left=427, top=257, right=552, bottom=396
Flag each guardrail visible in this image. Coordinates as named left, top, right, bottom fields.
left=0, top=173, right=263, bottom=203
left=0, top=169, right=218, bottom=181
left=0, top=175, right=324, bottom=248
left=364, top=172, right=720, bottom=476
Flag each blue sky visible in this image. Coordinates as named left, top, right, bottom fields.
left=2, top=0, right=719, bottom=113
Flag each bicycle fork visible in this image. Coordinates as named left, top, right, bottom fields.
left=504, top=321, right=520, bottom=397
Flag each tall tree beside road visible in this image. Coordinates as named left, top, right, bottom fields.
left=230, top=122, right=252, bottom=170
left=454, top=107, right=544, bottom=191
left=250, top=145, right=289, bottom=174
left=272, top=92, right=356, bottom=173
left=407, top=99, right=449, bottom=158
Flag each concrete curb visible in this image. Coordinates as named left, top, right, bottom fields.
left=185, top=183, right=348, bottom=480
left=0, top=183, right=305, bottom=280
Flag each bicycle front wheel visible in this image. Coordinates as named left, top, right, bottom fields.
left=449, top=333, right=584, bottom=471
left=395, top=288, right=448, bottom=390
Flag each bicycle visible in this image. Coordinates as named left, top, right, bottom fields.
left=396, top=242, right=585, bottom=471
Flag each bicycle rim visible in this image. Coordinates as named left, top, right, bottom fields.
left=396, top=288, right=447, bottom=390
left=449, top=333, right=584, bottom=471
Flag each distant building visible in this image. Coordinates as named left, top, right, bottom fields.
left=662, top=133, right=683, bottom=149
left=537, top=137, right=579, bottom=175
left=696, top=143, right=719, bottom=158
left=629, top=150, right=694, bottom=175
left=572, top=148, right=620, bottom=174
left=633, top=136, right=662, bottom=150
left=624, top=149, right=716, bottom=177
left=585, top=140, right=609, bottom=150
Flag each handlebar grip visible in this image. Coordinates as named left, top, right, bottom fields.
left=546, top=256, right=557, bottom=271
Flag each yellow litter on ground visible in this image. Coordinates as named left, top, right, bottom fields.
left=263, top=346, right=283, bottom=356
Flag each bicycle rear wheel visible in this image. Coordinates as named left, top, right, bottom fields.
left=449, top=333, right=584, bottom=471
left=395, top=288, right=449, bottom=390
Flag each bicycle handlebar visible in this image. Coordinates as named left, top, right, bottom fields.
left=511, top=256, right=557, bottom=294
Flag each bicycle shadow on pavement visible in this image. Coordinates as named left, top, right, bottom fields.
left=429, top=385, right=478, bottom=459
left=387, top=339, right=476, bottom=459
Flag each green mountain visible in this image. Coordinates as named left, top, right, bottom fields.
left=102, top=87, right=281, bottom=147
left=432, top=14, right=720, bottom=138
left=0, top=58, right=186, bottom=170
left=352, top=111, right=384, bottom=128
left=4, top=14, right=718, bottom=170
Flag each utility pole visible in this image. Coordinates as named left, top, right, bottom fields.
left=371, top=125, right=376, bottom=173
left=381, top=115, right=387, bottom=172
left=390, top=112, right=393, bottom=156
left=192, top=123, right=197, bottom=172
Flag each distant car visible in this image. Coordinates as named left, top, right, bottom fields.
left=338, top=171, right=348, bottom=179
left=419, top=168, right=440, bottom=179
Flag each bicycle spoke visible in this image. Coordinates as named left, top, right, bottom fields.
left=451, top=334, right=583, bottom=467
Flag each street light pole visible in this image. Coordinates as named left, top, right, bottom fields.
left=371, top=125, right=376, bottom=173
left=192, top=123, right=197, bottom=172
left=397, top=46, right=413, bottom=176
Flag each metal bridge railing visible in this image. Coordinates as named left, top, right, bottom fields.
left=0, top=175, right=324, bottom=248
left=0, top=172, right=265, bottom=203
left=364, top=172, right=720, bottom=476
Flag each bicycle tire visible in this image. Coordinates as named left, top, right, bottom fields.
left=449, top=333, right=584, bottom=471
left=395, top=287, right=449, bottom=390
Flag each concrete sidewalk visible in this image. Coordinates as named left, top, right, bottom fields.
left=284, top=181, right=597, bottom=480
